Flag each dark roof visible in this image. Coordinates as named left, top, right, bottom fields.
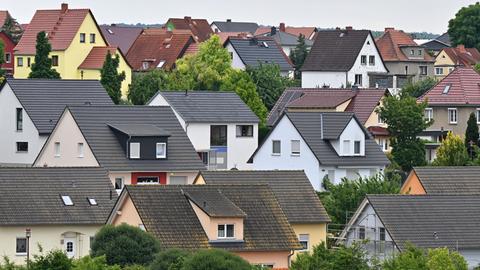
left=0, top=167, right=115, bottom=225
left=367, top=194, right=480, bottom=250
left=227, top=37, right=293, bottom=71
left=3, top=79, right=113, bottom=135
left=108, top=124, right=171, bottom=137
left=412, top=166, right=480, bottom=194
left=184, top=188, right=246, bottom=218
left=150, top=91, right=259, bottom=123
left=302, top=29, right=370, bottom=71
left=124, top=184, right=301, bottom=251
left=198, top=170, right=331, bottom=223
left=212, top=21, right=259, bottom=34
left=260, top=30, right=314, bottom=47
left=436, top=32, right=452, bottom=46
left=100, top=25, right=143, bottom=54
left=65, top=106, right=206, bottom=172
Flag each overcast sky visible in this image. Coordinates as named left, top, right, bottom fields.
left=2, top=0, right=477, bottom=34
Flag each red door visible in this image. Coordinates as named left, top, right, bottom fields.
left=131, top=172, right=167, bottom=185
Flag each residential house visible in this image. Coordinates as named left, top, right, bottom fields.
left=339, top=194, right=480, bottom=267
left=301, top=27, right=388, bottom=88
left=165, top=16, right=213, bottom=42
left=434, top=45, right=480, bottom=79
left=148, top=91, right=259, bottom=170
left=108, top=184, right=302, bottom=269
left=421, top=32, right=451, bottom=56
left=375, top=27, right=435, bottom=90
left=14, top=4, right=132, bottom=97
left=126, top=29, right=195, bottom=71
left=225, top=36, right=294, bottom=77
left=0, top=11, right=16, bottom=76
left=0, top=79, right=113, bottom=166
left=255, top=23, right=317, bottom=40
left=99, top=24, right=143, bottom=54
left=249, top=111, right=390, bottom=190
left=401, top=166, right=480, bottom=195
left=256, top=26, right=314, bottom=56
left=194, top=170, right=331, bottom=258
left=210, top=19, right=259, bottom=34
left=0, top=167, right=115, bottom=264
left=417, top=67, right=480, bottom=162
left=33, top=105, right=206, bottom=192
left=267, top=87, right=390, bottom=151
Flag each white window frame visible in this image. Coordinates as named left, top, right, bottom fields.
left=435, top=67, right=443, bottom=75
left=217, top=224, right=235, bottom=239
left=17, top=57, right=23, bottom=67
left=368, top=55, right=375, bottom=66
left=137, top=176, right=159, bottom=185
left=291, top=140, right=300, bottom=156
left=16, top=237, right=27, bottom=255
left=77, top=142, right=84, bottom=158
left=343, top=140, right=351, bottom=155
left=61, top=195, right=74, bottom=206
left=477, top=109, right=480, bottom=124
left=425, top=108, right=433, bottom=122
left=377, top=114, right=383, bottom=124
left=54, top=142, right=61, bottom=157
left=448, top=108, right=457, bottom=124
left=419, top=66, right=428, bottom=75
left=5, top=52, right=11, bottom=63
left=354, top=140, right=361, bottom=155
left=142, top=62, right=149, bottom=70
left=90, top=33, right=96, bottom=43
left=87, top=198, right=97, bottom=206
left=169, top=175, right=188, bottom=185
left=156, top=142, right=166, bottom=159
left=272, top=140, right=281, bottom=155
left=129, top=142, right=140, bottom=159
left=299, top=234, right=309, bottom=252
left=157, top=60, right=166, bottom=68
left=79, top=33, right=86, bottom=43
left=115, top=177, right=124, bottom=192
left=360, top=55, right=367, bottom=65
left=354, top=74, right=362, bottom=86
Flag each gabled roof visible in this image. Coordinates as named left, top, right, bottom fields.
left=255, top=26, right=317, bottom=40
left=410, top=166, right=480, bottom=194
left=375, top=28, right=434, bottom=62
left=2, top=79, right=113, bottom=135
left=212, top=20, right=259, bottom=34
left=150, top=91, right=259, bottom=123
left=259, top=30, right=314, bottom=47
left=64, top=105, right=205, bottom=172
left=365, top=194, right=480, bottom=250
left=197, top=170, right=331, bottom=223
left=184, top=188, right=246, bottom=218
left=122, top=184, right=301, bottom=251
left=227, top=36, right=293, bottom=71
left=418, top=67, right=480, bottom=105
left=78, top=46, right=121, bottom=69
left=268, top=88, right=387, bottom=126
left=301, top=29, right=372, bottom=71
left=100, top=25, right=143, bottom=54
left=436, top=32, right=452, bottom=46
left=441, top=45, right=480, bottom=66
left=166, top=17, right=213, bottom=42
left=0, top=167, right=115, bottom=225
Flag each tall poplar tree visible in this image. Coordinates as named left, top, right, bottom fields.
left=101, top=50, right=125, bottom=104
left=28, top=31, right=61, bottom=79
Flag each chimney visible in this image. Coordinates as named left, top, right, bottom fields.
left=346, top=26, right=353, bottom=31
left=270, top=26, right=276, bottom=35
left=335, top=27, right=341, bottom=30
left=184, top=16, right=192, bottom=21
left=279, top=23, right=286, bottom=32
left=384, top=27, right=394, bottom=32
left=457, top=44, right=467, bottom=53
left=61, top=3, right=68, bottom=13
left=226, top=19, right=232, bottom=22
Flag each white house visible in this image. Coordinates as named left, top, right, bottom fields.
left=301, top=28, right=388, bottom=88
left=0, top=79, right=113, bottom=166
left=249, top=111, right=389, bottom=190
left=148, top=91, right=259, bottom=170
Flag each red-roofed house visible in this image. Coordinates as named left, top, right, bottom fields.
left=0, top=11, right=16, bottom=76
left=255, top=23, right=317, bottom=40
left=434, top=45, right=480, bottom=79
left=165, top=16, right=213, bottom=42
left=13, top=4, right=131, bottom=98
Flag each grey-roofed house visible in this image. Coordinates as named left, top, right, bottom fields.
left=100, top=24, right=143, bottom=55
left=195, top=170, right=330, bottom=256
left=148, top=91, right=259, bottom=170
left=225, top=36, right=294, bottom=77
left=421, top=32, right=451, bottom=56
left=0, top=79, right=113, bottom=166
left=108, top=184, right=302, bottom=269
left=0, top=167, right=115, bottom=263
left=250, top=111, right=389, bottom=190
left=34, top=105, right=206, bottom=192
left=211, top=19, right=259, bottom=34
left=340, top=194, right=480, bottom=267
left=256, top=27, right=313, bottom=56
left=301, top=27, right=388, bottom=88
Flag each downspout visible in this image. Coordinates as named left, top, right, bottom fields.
left=287, top=249, right=295, bottom=267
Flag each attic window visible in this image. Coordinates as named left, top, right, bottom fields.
left=157, top=60, right=166, bottom=68
left=61, top=195, right=74, bottom=206
left=107, top=29, right=113, bottom=34
left=443, top=84, right=451, bottom=94
left=165, top=44, right=171, bottom=49
left=218, top=224, right=234, bottom=239
left=87, top=198, right=97, bottom=206
left=262, top=41, right=269, bottom=48
left=156, top=143, right=166, bottom=159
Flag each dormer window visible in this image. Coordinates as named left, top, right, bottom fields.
left=142, top=62, right=149, bottom=70
left=218, top=224, right=235, bottom=239
left=156, top=143, right=166, bottom=159
left=130, top=142, right=140, bottom=159
left=354, top=141, right=361, bottom=155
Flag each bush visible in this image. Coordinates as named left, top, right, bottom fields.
left=149, top=249, right=190, bottom=270
left=91, top=224, right=160, bottom=267
left=72, top=256, right=120, bottom=270
left=383, top=244, right=428, bottom=270
left=181, top=249, right=252, bottom=270
left=29, top=249, right=73, bottom=270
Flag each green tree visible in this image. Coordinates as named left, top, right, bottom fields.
left=402, top=77, right=438, bottom=98
left=246, top=63, right=291, bottom=110
left=91, top=224, right=160, bottom=267
left=289, top=34, right=309, bottom=80
left=0, top=40, right=5, bottom=80
left=1, top=14, right=23, bottom=43
left=101, top=50, right=126, bottom=104
left=128, top=70, right=170, bottom=105
left=433, top=132, right=469, bottom=166
left=465, top=112, right=479, bottom=158
left=149, top=249, right=190, bottom=270
left=383, top=244, right=428, bottom=270
left=29, top=249, right=72, bottom=270
left=376, top=93, right=431, bottom=172
left=448, top=3, right=480, bottom=50
left=427, top=247, right=468, bottom=270
left=28, top=31, right=61, bottom=79
left=181, top=249, right=252, bottom=270
left=72, top=256, right=120, bottom=270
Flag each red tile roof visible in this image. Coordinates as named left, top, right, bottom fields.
left=255, top=26, right=317, bottom=39
left=15, top=5, right=91, bottom=55
left=376, top=27, right=434, bottom=62
left=166, top=17, right=212, bottom=42
left=216, top=32, right=250, bottom=44
left=0, top=11, right=9, bottom=27
left=442, top=45, right=480, bottom=67
left=418, top=67, right=480, bottom=105
left=368, top=126, right=389, bottom=136
left=78, top=46, right=118, bottom=69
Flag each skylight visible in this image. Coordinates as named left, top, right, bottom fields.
left=157, top=60, right=166, bottom=68
left=443, top=84, right=451, bottom=94
left=61, top=195, right=73, bottom=206
left=107, top=29, right=113, bottom=34
left=88, top=198, right=98, bottom=206
left=262, top=41, right=269, bottom=48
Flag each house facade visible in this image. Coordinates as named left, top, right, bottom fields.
left=301, top=28, right=388, bottom=88
left=256, top=26, right=314, bottom=56
left=434, top=45, right=480, bottom=79
left=165, top=16, right=213, bottom=42
left=0, top=31, right=15, bottom=76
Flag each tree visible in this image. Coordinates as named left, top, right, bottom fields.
left=149, top=249, right=190, bottom=270
left=101, top=51, right=126, bottom=104
left=433, top=132, right=469, bottom=166
left=29, top=249, right=73, bottom=270
left=465, top=112, right=479, bottom=158
left=383, top=244, right=428, bottom=270
left=376, top=93, right=431, bottom=172
left=427, top=247, right=468, bottom=270
left=448, top=3, right=480, bottom=50
left=402, top=77, right=438, bottom=98
left=181, top=249, right=252, bottom=270
left=289, top=34, right=309, bottom=80
left=91, top=224, right=160, bottom=267
left=28, top=31, right=60, bottom=79
left=1, top=14, right=23, bottom=43
left=128, top=70, right=169, bottom=105
left=0, top=40, right=5, bottom=80
left=72, top=256, right=121, bottom=270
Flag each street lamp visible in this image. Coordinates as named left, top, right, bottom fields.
left=25, top=228, right=31, bottom=269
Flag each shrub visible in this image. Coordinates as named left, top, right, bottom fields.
left=29, top=249, right=73, bottom=270
left=181, top=249, right=251, bottom=270
left=149, top=249, right=190, bottom=270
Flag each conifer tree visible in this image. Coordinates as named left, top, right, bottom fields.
left=1, top=15, right=24, bottom=43
left=289, top=34, right=309, bottom=80
left=0, top=40, right=5, bottom=79
left=101, top=50, right=125, bottom=104
left=465, top=112, right=479, bottom=158
left=28, top=31, right=61, bottom=79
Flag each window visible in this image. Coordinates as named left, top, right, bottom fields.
left=90, top=33, right=96, bottom=43
left=66, top=242, right=73, bottom=252
left=369, top=55, right=375, bottom=65
left=359, top=227, right=365, bottom=239
left=87, top=198, right=97, bottom=206
left=129, top=142, right=140, bottom=159
left=218, top=224, right=234, bottom=238
left=16, top=238, right=27, bottom=254
left=77, top=143, right=84, bottom=158
left=380, top=138, right=388, bottom=151
left=477, top=109, right=480, bottom=124
left=272, top=140, right=281, bottom=155
left=410, top=49, right=414, bottom=55
left=236, top=125, right=253, bottom=137
left=443, top=84, right=451, bottom=94
left=80, top=33, right=86, bottom=43
left=448, top=108, right=457, bottom=124
left=156, top=143, right=166, bottom=158
left=379, top=227, right=386, bottom=241
left=210, top=125, right=227, bottom=146
left=16, top=142, right=28, bottom=152
left=419, top=66, right=427, bottom=75
left=16, top=108, right=23, bottom=131
left=115, top=177, right=124, bottom=191
left=142, top=62, right=149, bottom=70
left=229, top=52, right=233, bottom=59
left=378, top=114, right=384, bottom=124
left=51, top=55, right=59, bottom=66
left=418, top=49, right=423, bottom=55
left=425, top=108, right=433, bottom=122
left=354, top=74, right=362, bottom=86
left=198, top=151, right=209, bottom=165
left=17, top=57, right=23, bottom=67
left=137, top=176, right=159, bottom=184
left=343, top=140, right=351, bottom=155
left=291, top=140, right=300, bottom=155
left=170, top=176, right=187, bottom=185
left=61, top=195, right=74, bottom=206
left=360, top=55, right=367, bottom=65
left=27, top=57, right=31, bottom=67
left=354, top=141, right=361, bottom=155
left=5, top=53, right=11, bottom=63
left=299, top=234, right=309, bottom=251
left=435, top=67, right=443, bottom=75
left=157, top=60, right=166, bottom=68
left=54, top=142, right=61, bottom=157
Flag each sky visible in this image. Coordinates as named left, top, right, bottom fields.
left=2, top=0, right=478, bottom=34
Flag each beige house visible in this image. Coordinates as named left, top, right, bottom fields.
left=108, top=185, right=302, bottom=269
left=0, top=167, right=115, bottom=264
left=434, top=45, right=480, bottom=79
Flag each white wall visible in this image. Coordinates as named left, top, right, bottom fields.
left=0, top=83, right=47, bottom=166
left=301, top=71, right=347, bottom=88
left=331, top=119, right=366, bottom=156
left=225, top=42, right=246, bottom=70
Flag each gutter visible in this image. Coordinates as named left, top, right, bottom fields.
left=287, top=249, right=295, bottom=267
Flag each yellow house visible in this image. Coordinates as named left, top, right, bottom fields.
left=14, top=4, right=131, bottom=98
left=434, top=45, right=480, bottom=80
left=193, top=170, right=330, bottom=259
